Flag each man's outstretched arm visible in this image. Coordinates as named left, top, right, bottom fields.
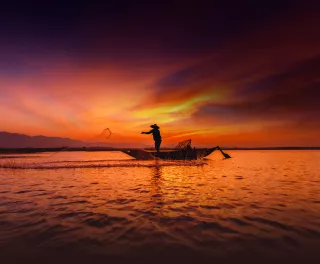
left=141, top=129, right=153, bottom=134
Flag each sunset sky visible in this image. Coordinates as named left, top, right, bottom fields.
left=0, top=1, right=319, bottom=147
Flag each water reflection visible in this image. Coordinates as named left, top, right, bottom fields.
left=151, top=161, right=162, bottom=192
left=0, top=151, right=319, bottom=260
left=149, top=162, right=164, bottom=218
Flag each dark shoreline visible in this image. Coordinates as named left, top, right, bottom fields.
left=0, top=146, right=319, bottom=154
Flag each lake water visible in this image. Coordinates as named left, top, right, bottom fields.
left=0, top=150, right=319, bottom=262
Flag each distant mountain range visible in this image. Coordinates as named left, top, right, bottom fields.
left=0, top=131, right=143, bottom=148
left=0, top=131, right=87, bottom=148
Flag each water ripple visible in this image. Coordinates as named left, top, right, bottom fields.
left=244, top=217, right=297, bottom=232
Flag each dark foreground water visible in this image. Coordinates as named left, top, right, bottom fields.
left=0, top=150, right=319, bottom=262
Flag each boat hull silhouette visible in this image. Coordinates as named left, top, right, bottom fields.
left=122, top=147, right=216, bottom=160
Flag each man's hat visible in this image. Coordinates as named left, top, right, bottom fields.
left=150, top=124, right=159, bottom=129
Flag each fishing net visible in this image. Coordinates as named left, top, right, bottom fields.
left=173, top=139, right=192, bottom=150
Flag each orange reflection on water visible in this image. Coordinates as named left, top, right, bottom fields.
left=0, top=150, right=319, bottom=258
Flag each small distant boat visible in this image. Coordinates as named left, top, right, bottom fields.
left=122, top=139, right=230, bottom=160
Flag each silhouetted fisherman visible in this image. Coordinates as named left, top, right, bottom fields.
left=141, top=124, right=162, bottom=152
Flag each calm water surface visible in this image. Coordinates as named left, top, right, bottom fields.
left=0, top=150, right=319, bottom=261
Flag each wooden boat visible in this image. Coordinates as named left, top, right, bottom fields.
left=122, top=140, right=230, bottom=160
left=122, top=147, right=216, bottom=160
